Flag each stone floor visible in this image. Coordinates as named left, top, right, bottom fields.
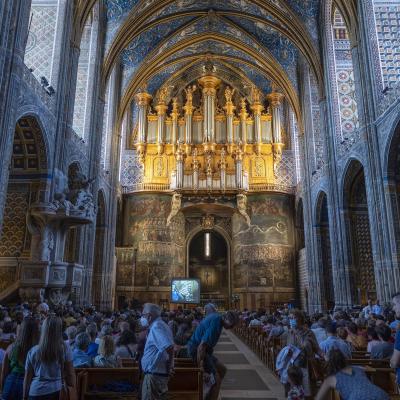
left=216, top=330, right=285, bottom=400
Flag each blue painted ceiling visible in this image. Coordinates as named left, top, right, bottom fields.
left=103, top=0, right=321, bottom=100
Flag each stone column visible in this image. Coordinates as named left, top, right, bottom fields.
left=239, top=98, right=248, bottom=144
left=267, top=90, right=285, bottom=144
left=198, top=75, right=221, bottom=144
left=223, top=86, right=236, bottom=153
left=0, top=0, right=32, bottom=235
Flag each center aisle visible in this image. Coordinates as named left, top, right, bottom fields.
left=216, top=330, right=285, bottom=400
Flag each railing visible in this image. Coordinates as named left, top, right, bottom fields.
left=22, top=64, right=56, bottom=112
left=248, top=183, right=295, bottom=194
left=122, top=182, right=171, bottom=193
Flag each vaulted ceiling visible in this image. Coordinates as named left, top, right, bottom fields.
left=73, top=0, right=358, bottom=124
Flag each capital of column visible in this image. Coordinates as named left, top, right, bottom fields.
left=224, top=102, right=236, bottom=115
left=251, top=103, right=264, bottom=115
left=198, top=75, right=221, bottom=95
left=135, top=91, right=152, bottom=106
left=240, top=98, right=248, bottom=120
left=155, top=104, right=168, bottom=116
left=267, top=91, right=284, bottom=108
left=171, top=98, right=179, bottom=120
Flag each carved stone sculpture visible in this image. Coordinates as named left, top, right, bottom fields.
left=49, top=288, right=69, bottom=306
left=166, top=193, right=182, bottom=226
left=237, top=193, right=251, bottom=226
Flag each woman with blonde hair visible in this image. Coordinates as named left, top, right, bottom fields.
left=1, top=317, right=39, bottom=400
left=23, top=316, right=75, bottom=400
left=94, top=335, right=122, bottom=368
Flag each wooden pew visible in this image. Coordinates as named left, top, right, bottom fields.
left=75, top=367, right=203, bottom=400
left=120, top=358, right=195, bottom=368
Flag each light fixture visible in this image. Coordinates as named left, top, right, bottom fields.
left=204, top=232, right=211, bottom=258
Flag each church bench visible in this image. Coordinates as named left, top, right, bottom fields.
left=348, top=358, right=390, bottom=368
left=120, top=358, right=195, bottom=368
left=74, top=366, right=203, bottom=400
left=364, top=367, right=398, bottom=395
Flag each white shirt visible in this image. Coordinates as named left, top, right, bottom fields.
left=141, top=318, right=174, bottom=374
left=363, top=305, right=373, bottom=319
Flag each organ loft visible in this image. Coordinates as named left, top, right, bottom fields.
left=116, top=64, right=297, bottom=310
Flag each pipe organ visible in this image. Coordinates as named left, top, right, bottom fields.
left=133, top=75, right=285, bottom=192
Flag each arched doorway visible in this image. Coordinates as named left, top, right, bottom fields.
left=0, top=116, right=48, bottom=298
left=316, top=192, right=334, bottom=310
left=343, top=160, right=375, bottom=304
left=187, top=229, right=230, bottom=310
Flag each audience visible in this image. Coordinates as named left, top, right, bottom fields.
left=115, top=329, right=137, bottom=359
left=72, top=332, right=92, bottom=367
left=1, top=317, right=39, bottom=400
left=315, top=349, right=389, bottom=400
left=85, top=322, right=99, bottom=357
left=345, top=322, right=367, bottom=350
left=23, top=316, right=76, bottom=400
left=370, top=324, right=394, bottom=359
left=94, top=335, right=121, bottom=368
left=319, top=323, right=352, bottom=359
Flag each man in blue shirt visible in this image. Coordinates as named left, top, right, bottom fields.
left=319, top=323, right=352, bottom=359
left=141, top=303, right=174, bottom=400
left=187, top=311, right=239, bottom=400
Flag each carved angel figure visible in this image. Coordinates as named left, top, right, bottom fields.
left=251, top=86, right=262, bottom=103
left=185, top=85, right=197, bottom=104
left=158, top=86, right=169, bottom=104
left=225, top=86, right=235, bottom=103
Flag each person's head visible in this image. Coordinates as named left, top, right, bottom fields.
left=375, top=299, right=380, bottom=305
left=325, top=323, right=336, bottom=336
left=141, top=303, right=161, bottom=327
left=116, top=329, right=136, bottom=347
left=38, top=316, right=64, bottom=364
left=392, top=293, right=400, bottom=319
left=119, top=321, right=130, bottom=333
left=98, top=335, right=115, bottom=357
left=367, top=299, right=373, bottom=306
left=366, top=326, right=379, bottom=341
left=15, top=316, right=40, bottom=364
left=346, top=321, right=358, bottom=335
left=99, top=323, right=112, bottom=338
left=222, top=311, right=239, bottom=330
left=3, top=321, right=14, bottom=334
left=289, top=310, right=305, bottom=330
left=204, top=303, right=217, bottom=316
left=375, top=324, right=391, bottom=342
left=65, top=325, right=77, bottom=340
left=326, top=349, right=347, bottom=376
left=336, top=327, right=348, bottom=341
left=318, top=318, right=328, bottom=329
left=86, top=322, right=98, bottom=341
left=287, top=365, right=303, bottom=387
left=75, top=332, right=90, bottom=352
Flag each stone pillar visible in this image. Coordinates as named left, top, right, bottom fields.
left=0, top=0, right=32, bottom=235
left=198, top=76, right=221, bottom=143
left=239, top=98, right=248, bottom=144
left=134, top=89, right=152, bottom=161
left=267, top=90, right=285, bottom=144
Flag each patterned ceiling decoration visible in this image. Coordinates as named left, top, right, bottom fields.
left=120, top=16, right=196, bottom=89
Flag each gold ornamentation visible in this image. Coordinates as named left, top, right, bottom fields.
left=201, top=214, right=215, bottom=229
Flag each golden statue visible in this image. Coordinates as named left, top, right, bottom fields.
left=225, top=86, right=235, bottom=103
left=184, top=85, right=197, bottom=103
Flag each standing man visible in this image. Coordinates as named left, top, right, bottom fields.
left=187, top=311, right=239, bottom=400
left=372, top=299, right=383, bottom=316
left=390, top=293, right=400, bottom=387
left=362, top=299, right=373, bottom=319
left=141, top=303, right=174, bottom=400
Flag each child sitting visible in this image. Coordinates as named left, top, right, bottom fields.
left=287, top=365, right=305, bottom=400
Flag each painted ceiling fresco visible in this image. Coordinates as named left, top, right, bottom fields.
left=104, top=0, right=321, bottom=103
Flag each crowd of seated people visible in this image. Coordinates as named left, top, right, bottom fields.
left=0, top=297, right=397, bottom=399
